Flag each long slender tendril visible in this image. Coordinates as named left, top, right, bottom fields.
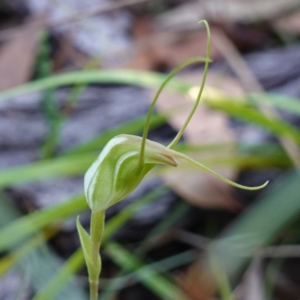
left=168, top=20, right=211, bottom=149
left=138, top=56, right=211, bottom=168
left=138, top=20, right=212, bottom=169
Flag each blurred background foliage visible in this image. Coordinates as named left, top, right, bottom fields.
left=1, top=0, right=300, bottom=299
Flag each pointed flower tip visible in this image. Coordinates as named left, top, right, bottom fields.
left=164, top=153, right=178, bottom=167
left=255, top=180, right=269, bottom=190
left=239, top=180, right=269, bottom=191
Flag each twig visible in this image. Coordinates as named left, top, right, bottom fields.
left=213, top=29, right=300, bottom=169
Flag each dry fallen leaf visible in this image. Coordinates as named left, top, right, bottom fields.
left=0, top=18, right=44, bottom=91
left=151, top=70, right=245, bottom=210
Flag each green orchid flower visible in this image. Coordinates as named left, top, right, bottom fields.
left=77, top=20, right=268, bottom=300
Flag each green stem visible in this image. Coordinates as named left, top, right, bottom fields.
left=89, top=210, right=105, bottom=300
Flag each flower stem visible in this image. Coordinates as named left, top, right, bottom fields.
left=89, top=210, right=105, bottom=300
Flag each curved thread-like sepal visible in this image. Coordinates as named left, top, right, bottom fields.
left=173, top=151, right=269, bottom=191
left=139, top=20, right=212, bottom=167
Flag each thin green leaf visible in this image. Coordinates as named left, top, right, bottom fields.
left=210, top=255, right=234, bottom=300
left=105, top=242, right=189, bottom=300
left=0, top=153, right=95, bottom=188
left=99, top=250, right=196, bottom=294
left=0, top=70, right=190, bottom=102
left=1, top=68, right=300, bottom=122
left=249, top=93, right=300, bottom=116
left=209, top=100, right=300, bottom=144
left=0, top=194, right=87, bottom=251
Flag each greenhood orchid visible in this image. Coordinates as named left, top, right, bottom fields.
left=77, top=20, right=268, bottom=300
